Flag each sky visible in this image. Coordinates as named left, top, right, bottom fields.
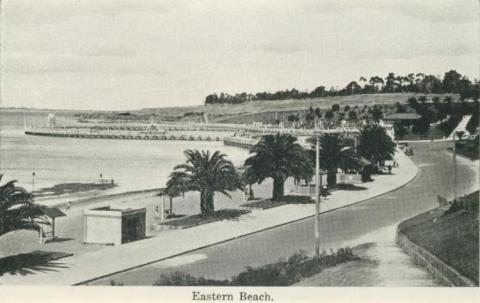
left=1, top=0, right=479, bottom=110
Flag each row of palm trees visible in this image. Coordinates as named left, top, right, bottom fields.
left=166, top=124, right=395, bottom=216
left=0, top=125, right=394, bottom=237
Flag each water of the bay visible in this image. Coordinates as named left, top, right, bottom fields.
left=0, top=110, right=248, bottom=203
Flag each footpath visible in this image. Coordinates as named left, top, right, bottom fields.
left=0, top=151, right=418, bottom=285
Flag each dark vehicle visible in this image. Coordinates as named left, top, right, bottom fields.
left=404, top=147, right=414, bottom=156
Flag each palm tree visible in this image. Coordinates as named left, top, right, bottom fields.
left=0, top=175, right=46, bottom=237
left=357, top=124, right=395, bottom=167
left=292, top=150, right=314, bottom=192
left=166, top=150, right=242, bottom=216
left=244, top=134, right=309, bottom=201
left=307, top=134, right=354, bottom=188
left=309, top=133, right=353, bottom=187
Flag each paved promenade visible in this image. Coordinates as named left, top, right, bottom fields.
left=0, top=151, right=418, bottom=285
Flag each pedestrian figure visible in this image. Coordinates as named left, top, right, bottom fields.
left=387, top=165, right=392, bottom=174
left=39, top=226, right=45, bottom=244
left=66, top=201, right=72, bottom=211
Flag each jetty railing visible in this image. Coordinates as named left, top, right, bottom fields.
left=25, top=127, right=231, bottom=142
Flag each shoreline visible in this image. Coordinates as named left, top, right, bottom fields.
left=0, top=149, right=421, bottom=285
left=37, top=187, right=164, bottom=209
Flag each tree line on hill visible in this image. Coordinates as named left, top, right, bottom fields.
left=204, top=70, right=479, bottom=105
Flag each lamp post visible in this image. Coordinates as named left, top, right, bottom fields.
left=32, top=172, right=36, bottom=192
left=312, top=130, right=352, bottom=258
left=313, top=129, right=323, bottom=258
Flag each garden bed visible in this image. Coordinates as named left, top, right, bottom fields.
left=159, top=209, right=251, bottom=229
left=241, top=195, right=314, bottom=210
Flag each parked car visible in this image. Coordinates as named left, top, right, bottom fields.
left=404, top=147, right=414, bottom=156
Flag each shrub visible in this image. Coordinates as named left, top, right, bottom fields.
left=444, top=191, right=479, bottom=215
left=154, top=271, right=229, bottom=286
left=152, top=248, right=358, bottom=286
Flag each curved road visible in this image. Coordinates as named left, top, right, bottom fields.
left=90, top=141, right=478, bottom=285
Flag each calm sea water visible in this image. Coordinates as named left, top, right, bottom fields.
left=0, top=110, right=248, bottom=200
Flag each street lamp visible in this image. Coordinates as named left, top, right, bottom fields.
left=313, top=129, right=323, bottom=258
left=312, top=130, right=353, bottom=258
left=32, top=172, right=36, bottom=192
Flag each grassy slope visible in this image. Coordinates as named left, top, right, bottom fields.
left=399, top=191, right=479, bottom=284
left=140, top=93, right=457, bottom=117
left=10, top=93, right=457, bottom=124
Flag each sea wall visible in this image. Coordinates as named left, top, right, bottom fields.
left=223, top=136, right=258, bottom=149
left=396, top=229, right=477, bottom=287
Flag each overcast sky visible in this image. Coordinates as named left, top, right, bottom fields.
left=1, top=0, right=478, bottom=110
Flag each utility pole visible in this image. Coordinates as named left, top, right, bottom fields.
left=314, top=129, right=322, bottom=258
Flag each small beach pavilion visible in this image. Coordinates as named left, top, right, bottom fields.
left=39, top=207, right=66, bottom=243
left=83, top=206, right=146, bottom=245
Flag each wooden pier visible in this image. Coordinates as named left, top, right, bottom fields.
left=24, top=128, right=227, bottom=142
left=24, top=119, right=367, bottom=148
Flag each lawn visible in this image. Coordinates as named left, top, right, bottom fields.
left=399, top=191, right=479, bottom=284
left=77, top=93, right=457, bottom=121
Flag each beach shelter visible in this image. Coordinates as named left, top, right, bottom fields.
left=39, top=207, right=66, bottom=240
